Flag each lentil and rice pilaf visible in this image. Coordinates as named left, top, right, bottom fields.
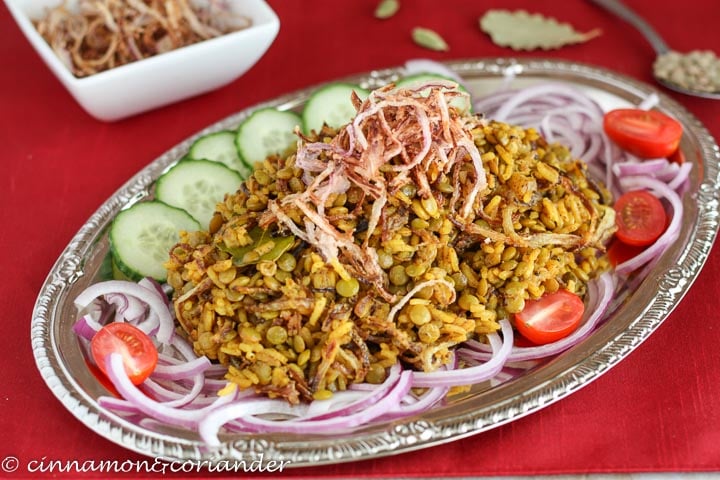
left=165, top=81, right=616, bottom=404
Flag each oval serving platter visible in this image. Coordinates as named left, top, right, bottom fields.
left=32, top=58, right=720, bottom=466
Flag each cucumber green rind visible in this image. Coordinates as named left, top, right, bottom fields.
left=188, top=130, right=252, bottom=180
left=302, top=82, right=370, bottom=135
left=235, top=108, right=303, bottom=168
left=111, top=256, right=135, bottom=281
left=155, top=159, right=243, bottom=228
left=109, top=201, right=200, bottom=282
left=98, top=250, right=115, bottom=281
left=395, top=73, right=472, bottom=113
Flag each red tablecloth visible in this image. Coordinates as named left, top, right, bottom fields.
left=2, top=0, right=720, bottom=478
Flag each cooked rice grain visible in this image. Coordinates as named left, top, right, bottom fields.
left=165, top=86, right=613, bottom=403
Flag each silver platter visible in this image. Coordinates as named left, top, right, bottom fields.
left=32, top=58, right=720, bottom=466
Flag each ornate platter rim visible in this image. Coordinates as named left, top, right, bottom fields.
left=31, top=57, right=720, bottom=467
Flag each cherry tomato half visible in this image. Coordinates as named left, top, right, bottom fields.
left=514, top=290, right=585, bottom=345
left=607, top=239, right=646, bottom=267
left=84, top=358, right=121, bottom=397
left=603, top=108, right=683, bottom=159
left=91, top=323, right=158, bottom=385
left=668, top=147, right=686, bottom=165
left=614, top=190, right=667, bottom=247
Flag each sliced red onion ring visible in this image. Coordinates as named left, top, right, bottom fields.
left=653, top=162, right=681, bottom=183
left=378, top=358, right=455, bottom=421
left=204, top=363, right=229, bottom=378
left=72, top=298, right=114, bottom=337
left=132, top=310, right=160, bottom=335
left=75, top=280, right=175, bottom=344
left=411, top=319, right=513, bottom=388
left=301, top=363, right=402, bottom=421
left=578, top=131, right=603, bottom=164
left=491, top=83, right=601, bottom=123
left=138, top=277, right=172, bottom=309
left=104, top=292, right=146, bottom=323
left=460, top=330, right=503, bottom=362
left=612, top=158, right=669, bottom=177
left=540, top=116, right=587, bottom=158
left=152, top=356, right=211, bottom=380
left=142, top=376, right=205, bottom=407
left=72, top=314, right=102, bottom=340
left=474, top=89, right=516, bottom=114
left=301, top=390, right=375, bottom=419
left=601, top=131, right=617, bottom=194
left=489, top=370, right=517, bottom=387
left=98, top=396, right=141, bottom=415
left=667, top=162, right=693, bottom=191
left=404, top=58, right=465, bottom=85
left=377, top=384, right=449, bottom=421
left=200, top=378, right=235, bottom=394
left=170, top=334, right=199, bottom=361
left=637, top=92, right=659, bottom=110
left=199, top=399, right=310, bottom=445
left=347, top=382, right=381, bottom=392
left=226, top=371, right=412, bottom=436
left=104, top=353, right=236, bottom=430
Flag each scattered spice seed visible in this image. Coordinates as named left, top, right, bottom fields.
left=653, top=50, right=720, bottom=93
left=374, top=0, right=399, bottom=19
left=412, top=27, right=449, bottom=51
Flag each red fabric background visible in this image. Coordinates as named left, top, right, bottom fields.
left=2, top=0, right=720, bottom=478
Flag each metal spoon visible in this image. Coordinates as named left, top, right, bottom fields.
left=589, top=0, right=720, bottom=99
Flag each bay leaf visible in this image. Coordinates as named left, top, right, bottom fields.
left=479, top=9, right=601, bottom=51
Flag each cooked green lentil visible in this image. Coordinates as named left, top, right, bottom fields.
left=165, top=82, right=614, bottom=404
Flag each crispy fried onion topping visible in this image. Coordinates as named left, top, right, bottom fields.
left=260, top=81, right=488, bottom=301
left=34, top=0, right=252, bottom=77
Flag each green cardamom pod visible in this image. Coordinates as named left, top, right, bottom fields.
left=412, top=27, right=449, bottom=52
left=374, top=0, right=399, bottom=19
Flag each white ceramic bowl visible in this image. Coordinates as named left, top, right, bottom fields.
left=5, top=0, right=280, bottom=121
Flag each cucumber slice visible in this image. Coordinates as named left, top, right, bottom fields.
left=155, top=159, right=242, bottom=228
left=188, top=130, right=252, bottom=179
left=235, top=108, right=303, bottom=167
left=302, top=82, right=370, bottom=134
left=110, top=201, right=200, bottom=282
left=111, top=256, right=133, bottom=281
left=395, top=73, right=472, bottom=113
